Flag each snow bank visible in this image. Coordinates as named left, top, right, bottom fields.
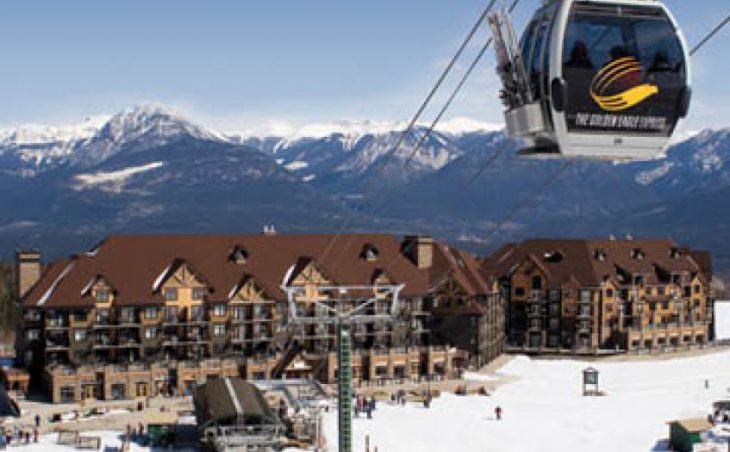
left=715, top=301, right=730, bottom=341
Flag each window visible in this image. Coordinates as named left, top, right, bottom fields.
left=549, top=304, right=560, bottom=316
left=693, top=285, right=701, bottom=294
left=165, top=307, right=178, bottom=321
left=192, top=287, right=206, bottom=301
left=95, top=289, right=110, bottom=303
left=26, top=329, right=40, bottom=341
left=190, top=306, right=203, bottom=321
left=549, top=290, right=561, bottom=302
left=605, top=289, right=614, bottom=298
left=213, top=325, right=226, bottom=337
left=74, top=311, right=88, bottom=322
left=230, top=246, right=249, bottom=264
left=145, top=327, right=158, bottom=339
left=631, top=249, right=645, bottom=260
left=120, top=307, right=136, bottom=322
left=96, top=309, right=110, bottom=323
left=549, top=318, right=560, bottom=330
left=232, top=307, right=244, bottom=320
left=144, top=307, right=157, bottom=319
left=662, top=302, right=669, bottom=310
left=580, top=290, right=591, bottom=303
left=213, top=304, right=226, bottom=317
left=515, top=287, right=526, bottom=297
left=361, top=244, right=379, bottom=262
left=60, top=386, right=75, bottom=403
left=74, top=330, right=87, bottom=342
left=531, top=276, right=543, bottom=290
left=164, top=288, right=178, bottom=301
left=562, top=3, right=686, bottom=137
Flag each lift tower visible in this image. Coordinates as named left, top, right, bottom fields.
left=283, top=283, right=404, bottom=452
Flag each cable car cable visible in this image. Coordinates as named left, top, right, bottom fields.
left=345, top=0, right=528, bottom=276
left=359, top=0, right=500, bottom=183
left=376, top=7, right=730, bottom=305
left=689, top=15, right=730, bottom=56
left=324, top=5, right=729, bottom=285
left=317, top=0, right=502, bottom=263
left=403, top=0, right=525, bottom=170
left=461, top=14, right=730, bottom=255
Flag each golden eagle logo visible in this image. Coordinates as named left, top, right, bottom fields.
left=590, top=56, right=659, bottom=111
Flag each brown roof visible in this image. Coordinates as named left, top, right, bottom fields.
left=430, top=243, right=493, bottom=297
left=23, top=234, right=431, bottom=308
left=482, top=238, right=708, bottom=288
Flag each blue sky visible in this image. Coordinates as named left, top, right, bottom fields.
left=0, top=0, right=727, bottom=133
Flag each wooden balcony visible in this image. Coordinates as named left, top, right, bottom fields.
left=70, top=310, right=95, bottom=328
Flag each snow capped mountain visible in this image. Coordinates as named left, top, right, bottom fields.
left=628, top=127, right=730, bottom=196
left=0, top=105, right=505, bottom=183
left=0, top=104, right=729, bottom=276
left=69, top=104, right=228, bottom=168
left=0, top=115, right=106, bottom=146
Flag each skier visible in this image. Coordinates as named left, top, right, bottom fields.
left=495, top=406, right=502, bottom=421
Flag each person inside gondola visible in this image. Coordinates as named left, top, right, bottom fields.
left=648, top=50, right=673, bottom=73
left=565, top=40, right=593, bottom=69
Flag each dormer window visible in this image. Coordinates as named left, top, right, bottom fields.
left=164, top=288, right=178, bottom=301
left=670, top=248, right=682, bottom=259
left=631, top=248, right=645, bottom=260
left=543, top=250, right=563, bottom=263
left=230, top=246, right=249, bottom=265
left=594, top=249, right=607, bottom=261
left=95, top=289, right=111, bottom=303
left=361, top=244, right=379, bottom=262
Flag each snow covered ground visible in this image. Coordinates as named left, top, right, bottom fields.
left=9, top=430, right=194, bottom=452
left=18, top=350, right=730, bottom=451
left=321, top=350, right=730, bottom=452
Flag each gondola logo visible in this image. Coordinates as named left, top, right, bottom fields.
left=590, top=56, right=659, bottom=111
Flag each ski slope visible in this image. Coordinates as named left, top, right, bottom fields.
left=322, top=350, right=730, bottom=452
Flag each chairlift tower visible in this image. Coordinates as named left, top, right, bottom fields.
left=283, top=283, right=404, bottom=452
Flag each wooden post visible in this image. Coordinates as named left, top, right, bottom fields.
left=365, top=434, right=370, bottom=452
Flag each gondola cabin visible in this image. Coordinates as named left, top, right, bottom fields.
left=489, top=0, right=691, bottom=160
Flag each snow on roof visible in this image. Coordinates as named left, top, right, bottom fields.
left=37, top=262, right=75, bottom=306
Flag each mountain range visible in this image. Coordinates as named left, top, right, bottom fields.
left=1, top=104, right=729, bottom=281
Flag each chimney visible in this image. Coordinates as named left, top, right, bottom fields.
left=15, top=250, right=41, bottom=299
left=262, top=224, right=277, bottom=236
left=403, top=235, right=433, bottom=269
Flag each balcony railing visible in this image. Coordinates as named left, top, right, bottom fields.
left=46, top=318, right=68, bottom=328
left=46, top=340, right=70, bottom=349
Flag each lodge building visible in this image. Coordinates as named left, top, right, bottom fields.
left=483, top=238, right=713, bottom=352
left=17, top=233, right=504, bottom=403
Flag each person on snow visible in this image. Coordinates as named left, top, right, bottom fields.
left=495, top=406, right=502, bottom=421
